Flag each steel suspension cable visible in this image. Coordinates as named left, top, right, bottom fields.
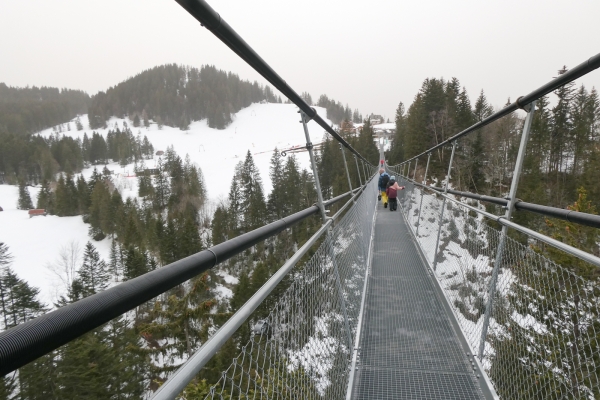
left=173, top=0, right=375, bottom=165
left=0, top=189, right=359, bottom=376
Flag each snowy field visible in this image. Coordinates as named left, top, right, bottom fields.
left=0, top=102, right=333, bottom=305
left=39, top=103, right=332, bottom=201
left=0, top=185, right=111, bottom=305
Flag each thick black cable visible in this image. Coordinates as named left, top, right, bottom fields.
left=424, top=185, right=600, bottom=229
left=0, top=188, right=360, bottom=376
left=401, top=53, right=600, bottom=164
left=173, top=0, right=373, bottom=166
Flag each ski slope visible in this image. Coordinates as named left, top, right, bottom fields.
left=40, top=103, right=333, bottom=201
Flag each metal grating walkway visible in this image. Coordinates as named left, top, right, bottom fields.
left=352, top=199, right=486, bottom=399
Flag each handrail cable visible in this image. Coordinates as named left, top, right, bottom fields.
left=0, top=184, right=368, bottom=376
left=391, top=52, right=600, bottom=166
left=151, top=175, right=376, bottom=399
left=392, top=172, right=600, bottom=268
left=426, top=185, right=600, bottom=229
left=173, top=0, right=374, bottom=166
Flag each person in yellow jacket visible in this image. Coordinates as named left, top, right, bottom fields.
left=377, top=169, right=390, bottom=208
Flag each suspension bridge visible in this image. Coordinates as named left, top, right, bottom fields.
left=1, top=0, right=600, bottom=398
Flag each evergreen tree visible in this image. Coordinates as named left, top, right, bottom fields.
left=473, top=90, right=493, bottom=122
left=89, top=132, right=108, bottom=164
left=78, top=242, right=110, bottom=297
left=140, top=275, right=214, bottom=374
left=153, top=158, right=170, bottom=210
left=88, top=179, right=111, bottom=240
left=17, top=180, right=33, bottom=210
left=230, top=271, right=251, bottom=312
left=0, top=253, right=46, bottom=330
left=54, top=175, right=71, bottom=216
left=226, top=164, right=243, bottom=236
left=17, top=352, right=57, bottom=400
left=267, top=148, right=284, bottom=220
left=0, top=242, right=14, bottom=329
left=124, top=246, right=148, bottom=280
left=103, top=316, right=147, bottom=398
left=548, top=66, right=576, bottom=205
left=211, top=205, right=229, bottom=246
left=0, top=373, right=16, bottom=400
left=356, top=119, right=379, bottom=164
left=109, top=239, right=121, bottom=280
left=387, top=102, right=406, bottom=165
left=54, top=329, right=112, bottom=399
left=36, top=181, right=54, bottom=212
left=76, top=175, right=90, bottom=215
left=239, top=151, right=267, bottom=232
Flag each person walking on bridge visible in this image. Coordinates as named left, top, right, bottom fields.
left=378, top=168, right=390, bottom=208
left=385, top=175, right=405, bottom=211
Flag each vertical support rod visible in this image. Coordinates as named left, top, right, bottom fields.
left=354, top=155, right=363, bottom=187
left=478, top=100, right=537, bottom=361
left=407, top=161, right=411, bottom=180
left=432, top=141, right=457, bottom=271
left=413, top=158, right=419, bottom=181
left=340, top=144, right=354, bottom=193
left=361, top=160, right=369, bottom=182
left=415, top=152, right=432, bottom=237
left=300, top=111, right=327, bottom=222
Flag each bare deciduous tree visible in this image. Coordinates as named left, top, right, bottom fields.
left=46, top=241, right=81, bottom=297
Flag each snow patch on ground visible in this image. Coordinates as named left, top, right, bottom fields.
left=215, top=269, right=239, bottom=285
left=0, top=185, right=111, bottom=305
left=213, top=284, right=233, bottom=301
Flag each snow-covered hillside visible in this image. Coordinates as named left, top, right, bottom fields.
left=1, top=103, right=332, bottom=305
left=39, top=103, right=332, bottom=201
left=0, top=185, right=111, bottom=305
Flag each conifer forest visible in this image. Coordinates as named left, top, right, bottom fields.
left=0, top=62, right=599, bottom=399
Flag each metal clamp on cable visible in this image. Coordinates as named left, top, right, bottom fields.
left=515, top=96, right=533, bottom=112
left=281, top=143, right=312, bottom=157
left=298, top=108, right=317, bottom=123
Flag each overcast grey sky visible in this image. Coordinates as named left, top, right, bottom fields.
left=1, top=0, right=599, bottom=119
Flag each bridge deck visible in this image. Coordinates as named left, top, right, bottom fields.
left=352, top=200, right=485, bottom=399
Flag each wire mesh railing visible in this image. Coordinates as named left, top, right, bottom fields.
left=203, top=177, right=377, bottom=399
left=391, top=170, right=600, bottom=400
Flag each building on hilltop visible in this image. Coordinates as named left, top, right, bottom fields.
left=372, top=122, right=396, bottom=147
left=369, top=114, right=384, bottom=125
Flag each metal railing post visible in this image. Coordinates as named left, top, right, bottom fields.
left=300, top=111, right=327, bottom=222
left=361, top=160, right=369, bottom=182
left=413, top=158, right=419, bottom=181
left=433, top=141, right=457, bottom=270
left=298, top=111, right=353, bottom=358
left=340, top=144, right=354, bottom=194
left=354, top=155, right=363, bottom=186
left=415, top=152, right=432, bottom=237
left=406, top=161, right=411, bottom=180
left=478, top=100, right=537, bottom=360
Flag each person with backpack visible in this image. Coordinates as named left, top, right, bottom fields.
left=385, top=175, right=405, bottom=211
left=378, top=169, right=390, bottom=208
